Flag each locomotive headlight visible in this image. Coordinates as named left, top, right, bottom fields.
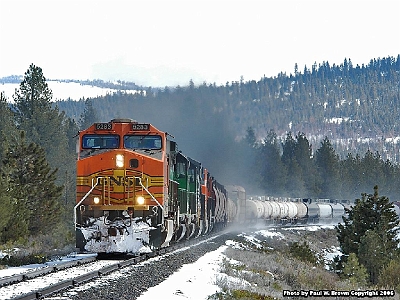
left=136, top=196, right=145, bottom=205
left=116, top=154, right=124, bottom=168
left=93, top=196, right=100, bottom=204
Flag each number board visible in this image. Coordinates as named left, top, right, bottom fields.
left=95, top=123, right=113, bottom=130
left=132, top=123, right=150, bottom=131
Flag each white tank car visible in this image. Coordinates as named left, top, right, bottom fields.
left=261, top=201, right=273, bottom=219
left=318, top=203, right=333, bottom=222
left=331, top=203, right=345, bottom=222
left=295, top=202, right=308, bottom=221
left=269, top=201, right=281, bottom=219
left=246, top=199, right=264, bottom=220
left=307, top=202, right=320, bottom=223
left=286, top=201, right=298, bottom=219
left=277, top=202, right=289, bottom=218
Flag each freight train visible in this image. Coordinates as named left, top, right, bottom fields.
left=226, top=185, right=350, bottom=225
left=74, top=120, right=400, bottom=254
left=75, top=119, right=229, bottom=254
left=227, top=186, right=400, bottom=225
left=243, top=197, right=351, bottom=225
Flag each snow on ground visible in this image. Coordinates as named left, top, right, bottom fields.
left=323, top=246, right=342, bottom=270
left=136, top=244, right=229, bottom=300
left=0, top=253, right=111, bottom=300
left=0, top=226, right=341, bottom=300
left=0, top=81, right=139, bottom=102
left=0, top=252, right=96, bottom=278
left=137, top=226, right=340, bottom=299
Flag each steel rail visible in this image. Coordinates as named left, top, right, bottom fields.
left=9, top=231, right=227, bottom=300
left=0, top=256, right=96, bottom=287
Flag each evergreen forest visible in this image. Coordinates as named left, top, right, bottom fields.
left=0, top=56, right=399, bottom=251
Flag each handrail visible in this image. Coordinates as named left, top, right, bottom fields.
left=74, top=176, right=103, bottom=230
left=137, top=177, right=164, bottom=211
left=74, top=175, right=164, bottom=231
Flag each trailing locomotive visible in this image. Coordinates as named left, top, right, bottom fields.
left=75, top=119, right=228, bottom=254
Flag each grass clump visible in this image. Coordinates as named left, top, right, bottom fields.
left=210, top=227, right=392, bottom=300
left=209, top=289, right=275, bottom=300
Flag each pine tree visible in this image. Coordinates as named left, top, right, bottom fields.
left=294, top=132, right=319, bottom=197
left=0, top=92, right=17, bottom=162
left=340, top=153, right=363, bottom=199
left=314, top=136, right=341, bottom=198
left=281, top=132, right=296, bottom=165
left=342, top=253, right=368, bottom=287
left=0, top=170, right=13, bottom=243
left=282, top=132, right=306, bottom=196
left=2, top=131, right=63, bottom=238
left=12, top=64, right=71, bottom=182
left=258, top=130, right=287, bottom=195
left=359, top=230, right=387, bottom=284
left=336, top=186, right=400, bottom=284
left=79, top=98, right=97, bottom=130
left=13, top=64, right=53, bottom=120
left=1, top=138, right=30, bottom=242
left=244, top=126, right=257, bottom=147
left=378, top=258, right=400, bottom=292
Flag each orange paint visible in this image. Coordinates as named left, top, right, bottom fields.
left=76, top=120, right=168, bottom=210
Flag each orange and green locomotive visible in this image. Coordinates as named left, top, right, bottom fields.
left=75, top=119, right=227, bottom=253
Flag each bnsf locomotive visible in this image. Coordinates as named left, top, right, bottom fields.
left=75, top=119, right=228, bottom=254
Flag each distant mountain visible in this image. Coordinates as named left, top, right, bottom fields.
left=0, top=77, right=142, bottom=101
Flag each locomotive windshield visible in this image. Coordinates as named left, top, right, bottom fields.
left=124, top=135, right=162, bottom=150
left=82, top=134, right=120, bottom=149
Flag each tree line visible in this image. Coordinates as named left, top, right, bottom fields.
left=241, top=128, right=400, bottom=201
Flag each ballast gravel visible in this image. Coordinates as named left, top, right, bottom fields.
left=57, top=232, right=234, bottom=300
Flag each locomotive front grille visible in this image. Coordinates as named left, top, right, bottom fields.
left=87, top=175, right=149, bottom=211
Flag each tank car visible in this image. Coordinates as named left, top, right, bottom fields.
left=225, top=185, right=246, bottom=223
left=268, top=201, right=281, bottom=222
left=294, top=201, right=308, bottom=224
left=74, top=119, right=227, bottom=254
left=245, top=199, right=264, bottom=220
left=331, top=202, right=346, bottom=223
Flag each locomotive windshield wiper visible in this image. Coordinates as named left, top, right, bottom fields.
left=139, top=131, right=152, bottom=141
left=142, top=149, right=162, bottom=155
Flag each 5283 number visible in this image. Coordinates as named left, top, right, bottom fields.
left=132, top=124, right=150, bottom=131
left=95, top=123, right=112, bottom=130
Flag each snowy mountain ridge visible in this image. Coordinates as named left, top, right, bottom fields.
left=0, top=77, right=141, bottom=102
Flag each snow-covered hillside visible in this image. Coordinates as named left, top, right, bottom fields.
left=0, top=81, right=140, bottom=102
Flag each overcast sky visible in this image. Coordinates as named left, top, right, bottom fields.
left=0, top=0, right=399, bottom=87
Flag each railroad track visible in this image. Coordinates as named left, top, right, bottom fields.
left=0, top=231, right=227, bottom=300
left=0, top=256, right=97, bottom=288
